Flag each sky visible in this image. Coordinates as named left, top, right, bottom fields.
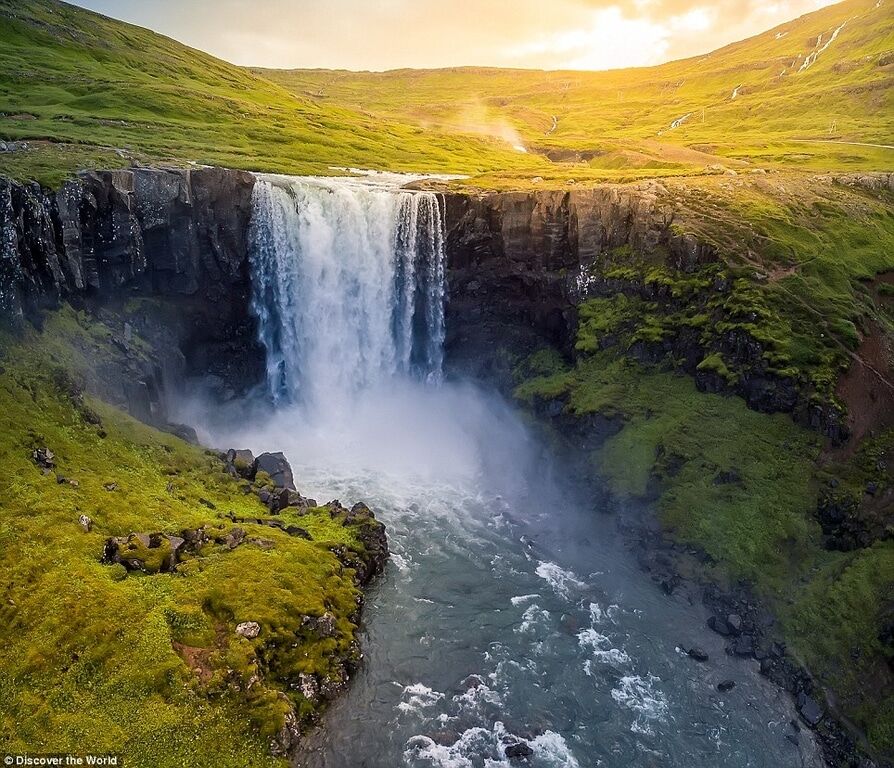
left=71, top=0, right=841, bottom=71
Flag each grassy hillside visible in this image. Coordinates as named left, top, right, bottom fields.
left=512, top=174, right=894, bottom=756
left=264, top=0, right=894, bottom=181
left=0, top=0, right=538, bottom=185
left=0, top=0, right=891, bottom=186
left=0, top=307, right=383, bottom=766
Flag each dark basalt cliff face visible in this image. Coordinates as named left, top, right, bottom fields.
left=443, top=182, right=708, bottom=359
left=0, top=168, right=864, bottom=437
left=0, top=167, right=265, bottom=421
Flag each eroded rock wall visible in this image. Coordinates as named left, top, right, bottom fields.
left=443, top=182, right=716, bottom=380
left=0, top=167, right=264, bottom=398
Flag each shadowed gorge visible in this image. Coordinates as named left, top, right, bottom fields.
left=0, top=0, right=892, bottom=766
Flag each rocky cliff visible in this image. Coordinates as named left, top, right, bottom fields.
left=0, top=167, right=264, bottom=423
left=4, top=168, right=891, bottom=442
left=445, top=174, right=894, bottom=442
left=444, top=182, right=711, bottom=354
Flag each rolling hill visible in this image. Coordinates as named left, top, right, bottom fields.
left=260, top=0, right=894, bottom=183
left=0, top=0, right=892, bottom=186
left=0, top=0, right=537, bottom=184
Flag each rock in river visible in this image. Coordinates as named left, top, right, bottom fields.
left=255, top=451, right=296, bottom=490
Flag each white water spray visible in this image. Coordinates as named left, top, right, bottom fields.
left=248, top=173, right=446, bottom=413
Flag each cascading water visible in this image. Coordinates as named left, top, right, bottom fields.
left=248, top=173, right=446, bottom=411
left=192, top=172, right=821, bottom=768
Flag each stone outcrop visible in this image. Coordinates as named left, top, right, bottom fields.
left=442, top=182, right=711, bottom=380
left=0, top=167, right=264, bottom=397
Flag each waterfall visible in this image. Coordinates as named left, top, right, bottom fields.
left=248, top=173, right=446, bottom=411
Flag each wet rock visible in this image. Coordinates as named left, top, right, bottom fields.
left=255, top=452, right=295, bottom=490
left=78, top=514, right=92, bottom=532
left=717, top=680, right=736, bottom=693
left=165, top=423, right=198, bottom=444
left=505, top=742, right=534, bottom=760
left=798, top=694, right=824, bottom=727
left=687, top=646, right=709, bottom=662
left=726, top=613, right=743, bottom=635
left=708, top=615, right=731, bottom=636
left=732, top=635, right=754, bottom=657
left=235, top=621, right=261, bottom=639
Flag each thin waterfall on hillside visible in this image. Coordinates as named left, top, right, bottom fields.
left=248, top=174, right=446, bottom=410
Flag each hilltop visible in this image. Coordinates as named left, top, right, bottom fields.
left=262, top=0, right=894, bottom=185
left=0, top=0, right=892, bottom=186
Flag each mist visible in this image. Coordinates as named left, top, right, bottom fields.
left=455, top=100, right=528, bottom=153
left=184, top=375, right=536, bottom=502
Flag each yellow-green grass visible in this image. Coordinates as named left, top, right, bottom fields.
left=0, top=0, right=542, bottom=186
left=263, top=0, right=894, bottom=181
left=1, top=0, right=891, bottom=187
left=0, top=308, right=372, bottom=766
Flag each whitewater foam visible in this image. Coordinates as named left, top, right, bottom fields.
left=535, top=561, right=586, bottom=598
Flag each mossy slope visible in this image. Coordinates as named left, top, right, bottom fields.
left=516, top=345, right=893, bottom=756
left=0, top=310, right=376, bottom=766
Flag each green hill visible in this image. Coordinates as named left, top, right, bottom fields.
left=0, top=0, right=891, bottom=186
left=260, top=0, right=894, bottom=183
left=0, top=0, right=537, bottom=184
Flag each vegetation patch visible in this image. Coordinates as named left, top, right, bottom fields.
left=514, top=341, right=892, bottom=753
left=0, top=312, right=378, bottom=766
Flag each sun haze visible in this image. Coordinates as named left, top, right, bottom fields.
left=71, top=0, right=840, bottom=70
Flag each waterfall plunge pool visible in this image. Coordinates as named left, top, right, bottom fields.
left=186, top=173, right=821, bottom=768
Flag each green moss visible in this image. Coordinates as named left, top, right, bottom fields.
left=697, top=353, right=738, bottom=384
left=0, top=310, right=375, bottom=766
left=515, top=331, right=893, bottom=752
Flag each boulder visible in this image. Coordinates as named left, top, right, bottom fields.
left=717, top=680, right=736, bottom=693
left=798, top=694, right=824, bottom=727
left=732, top=635, right=754, bottom=657
left=726, top=613, right=743, bottom=635
left=165, top=423, right=198, bottom=444
left=78, top=514, right=92, bottom=532
left=226, top=448, right=257, bottom=480
left=102, top=532, right=182, bottom=573
left=708, top=615, right=731, bottom=636
left=687, top=646, right=709, bottom=662
left=505, top=742, right=534, bottom=760
left=32, top=447, right=55, bottom=470
left=225, top=527, right=246, bottom=549
left=255, top=452, right=295, bottom=490
left=235, top=621, right=261, bottom=639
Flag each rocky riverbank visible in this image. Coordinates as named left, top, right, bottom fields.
left=0, top=306, right=388, bottom=765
